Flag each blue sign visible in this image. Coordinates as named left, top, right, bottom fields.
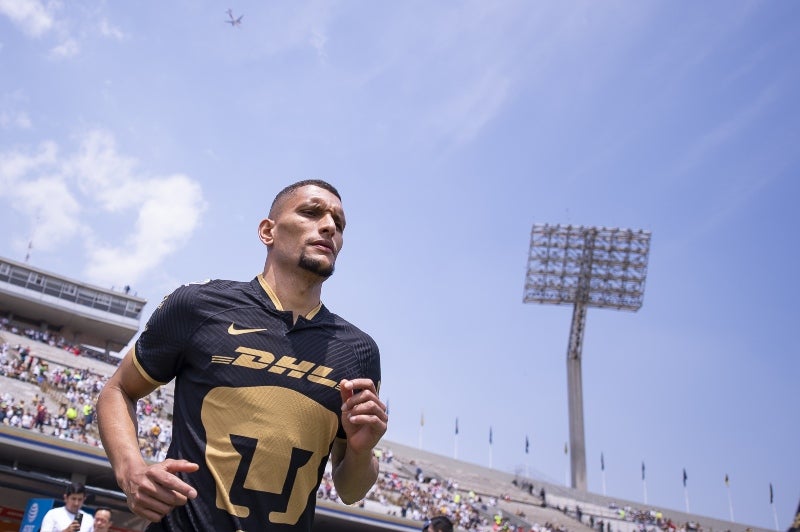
left=19, top=498, right=55, bottom=532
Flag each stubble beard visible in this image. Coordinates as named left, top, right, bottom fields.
left=298, top=251, right=335, bottom=279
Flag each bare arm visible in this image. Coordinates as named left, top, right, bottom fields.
left=330, top=378, right=387, bottom=504
left=96, top=349, right=198, bottom=522
left=97, top=349, right=152, bottom=479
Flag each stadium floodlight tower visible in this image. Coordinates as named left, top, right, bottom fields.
left=524, top=223, right=651, bottom=492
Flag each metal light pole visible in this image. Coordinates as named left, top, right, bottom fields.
left=524, top=224, right=651, bottom=491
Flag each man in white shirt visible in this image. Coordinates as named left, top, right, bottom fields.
left=40, top=482, right=94, bottom=532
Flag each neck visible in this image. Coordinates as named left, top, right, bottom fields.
left=261, top=266, right=324, bottom=322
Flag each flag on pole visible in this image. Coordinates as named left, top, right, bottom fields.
left=770, top=483, right=773, bottom=504
left=385, top=399, right=390, bottom=415
left=601, top=453, right=605, bottom=471
left=788, top=496, right=800, bottom=532
left=683, top=468, right=688, bottom=487
left=455, top=417, right=459, bottom=435
left=642, top=462, right=646, bottom=481
left=725, top=474, right=729, bottom=486
left=525, top=435, right=530, bottom=454
left=564, top=442, right=568, bottom=455
left=489, top=426, right=493, bottom=445
left=420, top=412, right=424, bottom=427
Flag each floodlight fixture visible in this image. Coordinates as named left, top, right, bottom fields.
left=524, top=223, right=651, bottom=491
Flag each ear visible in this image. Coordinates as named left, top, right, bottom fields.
left=258, top=218, right=275, bottom=246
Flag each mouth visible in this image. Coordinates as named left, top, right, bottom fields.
left=310, top=239, right=335, bottom=254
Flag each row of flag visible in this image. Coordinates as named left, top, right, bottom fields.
left=433, top=414, right=799, bottom=530
left=442, top=415, right=797, bottom=530
left=445, top=417, right=780, bottom=505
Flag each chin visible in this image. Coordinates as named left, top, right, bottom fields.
left=298, top=255, right=335, bottom=278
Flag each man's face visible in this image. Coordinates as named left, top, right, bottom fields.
left=93, top=510, right=112, bottom=531
left=63, top=492, right=85, bottom=514
left=264, top=185, right=345, bottom=279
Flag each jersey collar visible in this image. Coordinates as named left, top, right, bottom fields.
left=256, top=274, right=323, bottom=320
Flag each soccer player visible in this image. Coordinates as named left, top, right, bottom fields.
left=97, top=180, right=387, bottom=531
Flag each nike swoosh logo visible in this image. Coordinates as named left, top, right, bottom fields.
left=228, top=323, right=267, bottom=335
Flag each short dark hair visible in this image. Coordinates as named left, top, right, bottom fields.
left=269, top=179, right=341, bottom=216
left=425, top=515, right=454, bottom=532
left=64, top=482, right=86, bottom=496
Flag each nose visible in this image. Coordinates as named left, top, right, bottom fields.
left=318, top=212, right=337, bottom=235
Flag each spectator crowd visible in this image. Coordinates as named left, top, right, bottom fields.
left=1, top=325, right=716, bottom=532
left=0, top=332, right=171, bottom=462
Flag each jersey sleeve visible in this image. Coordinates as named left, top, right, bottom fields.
left=134, top=283, right=204, bottom=384
left=336, top=331, right=382, bottom=440
left=361, top=335, right=381, bottom=393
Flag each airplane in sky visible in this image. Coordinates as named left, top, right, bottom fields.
left=225, top=9, right=243, bottom=27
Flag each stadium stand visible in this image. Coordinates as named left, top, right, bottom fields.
left=0, top=326, right=777, bottom=531
left=0, top=257, right=776, bottom=532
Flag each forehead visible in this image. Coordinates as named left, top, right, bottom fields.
left=281, top=185, right=344, bottom=213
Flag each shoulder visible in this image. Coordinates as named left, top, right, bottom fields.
left=164, top=278, right=244, bottom=300
left=42, top=506, right=66, bottom=519
left=320, top=309, right=380, bottom=354
left=153, top=279, right=253, bottom=315
left=318, top=310, right=382, bottom=386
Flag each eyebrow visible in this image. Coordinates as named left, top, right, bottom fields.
left=300, top=199, right=346, bottom=227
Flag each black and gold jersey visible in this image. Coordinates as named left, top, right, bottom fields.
left=134, top=275, right=381, bottom=532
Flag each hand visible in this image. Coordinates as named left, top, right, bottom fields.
left=119, top=458, right=199, bottom=522
left=64, top=521, right=80, bottom=532
left=339, top=379, right=388, bottom=454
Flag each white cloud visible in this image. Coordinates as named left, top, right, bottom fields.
left=0, top=141, right=84, bottom=252
left=14, top=175, right=86, bottom=247
left=0, top=109, right=32, bottom=129
left=85, top=175, right=205, bottom=284
left=0, top=90, right=32, bottom=130
left=98, top=18, right=125, bottom=40
left=0, top=140, right=57, bottom=186
left=309, top=29, right=327, bottom=60
left=1, top=2, right=125, bottom=58
left=0, top=0, right=54, bottom=37
left=0, top=130, right=207, bottom=287
left=66, top=129, right=138, bottom=209
left=50, top=37, right=78, bottom=58
left=0, top=0, right=80, bottom=60
left=15, top=110, right=31, bottom=128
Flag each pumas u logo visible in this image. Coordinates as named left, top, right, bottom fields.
left=228, top=323, right=267, bottom=335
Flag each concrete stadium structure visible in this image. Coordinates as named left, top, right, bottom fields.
left=0, top=333, right=421, bottom=531
left=0, top=416, right=773, bottom=532
left=0, top=257, right=776, bottom=532
left=0, top=257, right=146, bottom=354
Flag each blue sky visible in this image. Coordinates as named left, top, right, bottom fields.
left=1, top=1, right=797, bottom=529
